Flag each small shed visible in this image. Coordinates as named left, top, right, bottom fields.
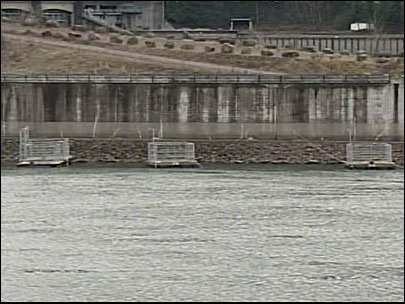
left=230, top=18, right=253, bottom=31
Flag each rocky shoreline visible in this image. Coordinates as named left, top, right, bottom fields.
left=1, top=138, right=404, bottom=165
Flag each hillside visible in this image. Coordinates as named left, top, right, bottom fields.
left=1, top=22, right=404, bottom=76
left=166, top=1, right=404, bottom=33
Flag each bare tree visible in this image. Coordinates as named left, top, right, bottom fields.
left=286, top=1, right=334, bottom=26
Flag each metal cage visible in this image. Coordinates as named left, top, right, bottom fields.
left=346, top=142, right=394, bottom=169
left=346, top=142, right=393, bottom=163
left=18, top=127, right=71, bottom=166
left=147, top=142, right=198, bottom=167
left=148, top=142, right=195, bottom=162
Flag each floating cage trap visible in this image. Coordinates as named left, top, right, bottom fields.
left=146, top=142, right=199, bottom=168
left=18, top=127, right=71, bottom=167
left=345, top=142, right=395, bottom=170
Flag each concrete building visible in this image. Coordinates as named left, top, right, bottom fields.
left=1, top=1, right=165, bottom=30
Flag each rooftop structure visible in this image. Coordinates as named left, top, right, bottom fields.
left=1, top=1, right=165, bottom=29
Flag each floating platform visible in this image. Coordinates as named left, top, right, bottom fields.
left=146, top=159, right=200, bottom=168
left=345, top=161, right=396, bottom=170
left=17, top=158, right=71, bottom=168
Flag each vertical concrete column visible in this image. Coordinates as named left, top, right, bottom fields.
left=73, top=0, right=83, bottom=25
left=178, top=87, right=189, bottom=123
left=217, top=86, right=231, bottom=123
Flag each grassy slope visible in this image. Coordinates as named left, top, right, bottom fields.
left=1, top=22, right=403, bottom=75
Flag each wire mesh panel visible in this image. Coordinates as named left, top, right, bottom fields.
left=148, top=142, right=196, bottom=163
left=346, top=142, right=393, bottom=163
left=20, top=139, right=70, bottom=162
left=18, top=127, right=71, bottom=165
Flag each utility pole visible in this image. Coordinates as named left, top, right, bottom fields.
left=162, top=1, right=166, bottom=29
left=255, top=1, right=260, bottom=31
left=31, top=1, right=42, bottom=17
left=74, top=1, right=84, bottom=26
left=30, top=1, right=46, bottom=24
left=31, top=1, right=41, bottom=14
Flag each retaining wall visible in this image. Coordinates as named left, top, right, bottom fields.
left=1, top=75, right=403, bottom=140
left=1, top=138, right=404, bottom=165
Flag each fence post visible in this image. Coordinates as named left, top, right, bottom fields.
left=397, top=38, right=401, bottom=54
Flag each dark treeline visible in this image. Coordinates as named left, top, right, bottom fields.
left=165, top=1, right=404, bottom=33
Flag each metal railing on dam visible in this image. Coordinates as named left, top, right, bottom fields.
left=0, top=74, right=391, bottom=85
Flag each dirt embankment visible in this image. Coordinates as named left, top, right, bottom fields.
left=1, top=21, right=404, bottom=75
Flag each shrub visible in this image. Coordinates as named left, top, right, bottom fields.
left=68, top=31, right=82, bottom=39
left=242, top=40, right=256, bottom=47
left=52, top=32, right=65, bottom=39
left=88, top=32, right=102, bottom=41
left=219, top=38, right=236, bottom=44
left=356, top=54, right=368, bottom=62
left=180, top=44, right=195, bottom=50
left=221, top=43, right=234, bottom=53
left=127, top=37, right=139, bottom=45
left=301, top=46, right=317, bottom=52
left=41, top=31, right=53, bottom=38
left=205, top=46, right=215, bottom=53
left=143, top=33, right=155, bottom=38
left=164, top=41, right=175, bottom=49
left=261, top=50, right=274, bottom=56
left=340, top=50, right=351, bottom=56
left=241, top=47, right=252, bottom=55
left=282, top=51, right=300, bottom=58
left=145, top=41, right=156, bottom=48
left=110, top=34, right=123, bottom=44
left=322, top=48, right=334, bottom=54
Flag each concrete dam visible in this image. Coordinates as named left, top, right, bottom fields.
left=1, top=75, right=404, bottom=140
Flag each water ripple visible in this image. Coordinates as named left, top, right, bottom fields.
left=1, top=165, right=404, bottom=302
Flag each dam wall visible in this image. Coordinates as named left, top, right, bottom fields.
left=1, top=75, right=403, bottom=140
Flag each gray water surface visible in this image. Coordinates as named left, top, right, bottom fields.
left=1, top=165, right=404, bottom=302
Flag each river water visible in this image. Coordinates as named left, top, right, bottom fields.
left=1, top=164, right=404, bottom=302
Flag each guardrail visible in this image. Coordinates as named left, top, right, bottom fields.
left=239, top=34, right=404, bottom=55
left=0, top=74, right=391, bottom=84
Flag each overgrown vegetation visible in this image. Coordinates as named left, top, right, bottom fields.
left=166, top=1, right=404, bottom=33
